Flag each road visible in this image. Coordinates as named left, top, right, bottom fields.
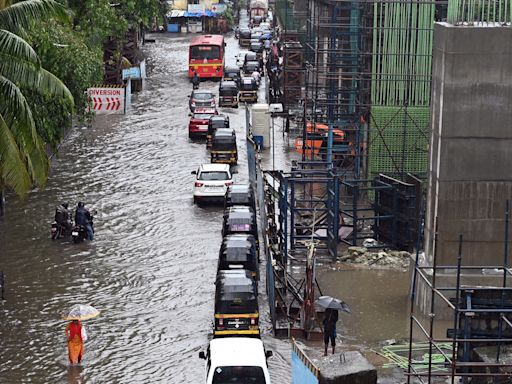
left=0, top=26, right=292, bottom=383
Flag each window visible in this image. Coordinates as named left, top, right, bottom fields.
left=190, top=45, right=221, bottom=60
left=212, top=366, right=266, bottom=384
left=199, top=172, right=229, bottom=181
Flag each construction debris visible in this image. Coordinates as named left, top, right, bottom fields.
left=336, top=247, right=411, bottom=270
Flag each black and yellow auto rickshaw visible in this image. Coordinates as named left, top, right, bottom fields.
left=218, top=80, right=239, bottom=109
left=223, top=66, right=241, bottom=86
left=207, top=115, right=230, bottom=148
left=239, top=77, right=258, bottom=104
left=242, top=60, right=261, bottom=77
left=239, top=28, right=251, bottom=47
left=214, top=269, right=259, bottom=337
left=221, top=206, right=258, bottom=242
left=224, top=183, right=256, bottom=212
left=211, top=128, right=238, bottom=165
left=218, top=234, right=258, bottom=279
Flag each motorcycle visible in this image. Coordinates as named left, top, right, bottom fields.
left=51, top=221, right=72, bottom=239
left=71, top=213, right=95, bottom=244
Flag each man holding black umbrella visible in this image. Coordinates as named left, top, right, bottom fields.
left=323, top=308, right=339, bottom=356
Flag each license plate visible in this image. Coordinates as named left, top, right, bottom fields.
left=198, top=125, right=207, bottom=130
left=230, top=224, right=251, bottom=231
left=72, top=231, right=78, bottom=236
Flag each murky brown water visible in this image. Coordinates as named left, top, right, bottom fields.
left=0, top=21, right=291, bottom=383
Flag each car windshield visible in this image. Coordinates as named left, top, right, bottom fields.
left=193, top=114, right=214, bottom=119
left=193, top=93, right=213, bottom=101
left=212, top=366, right=266, bottom=384
left=199, top=171, right=229, bottom=181
left=190, top=45, right=221, bottom=60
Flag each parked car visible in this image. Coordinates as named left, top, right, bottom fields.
left=198, top=338, right=272, bottom=383
left=188, top=108, right=217, bottom=139
left=189, top=90, right=216, bottom=112
left=192, top=163, right=233, bottom=204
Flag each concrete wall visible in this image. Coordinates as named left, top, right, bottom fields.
left=425, top=23, right=512, bottom=267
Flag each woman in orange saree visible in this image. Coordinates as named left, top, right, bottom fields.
left=65, top=320, right=83, bottom=364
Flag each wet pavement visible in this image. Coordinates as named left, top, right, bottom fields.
left=0, top=29, right=291, bottom=383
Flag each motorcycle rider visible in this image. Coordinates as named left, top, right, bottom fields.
left=54, top=203, right=72, bottom=235
left=192, top=70, right=200, bottom=89
left=74, top=202, right=94, bottom=241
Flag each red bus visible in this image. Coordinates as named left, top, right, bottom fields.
left=188, top=35, right=225, bottom=79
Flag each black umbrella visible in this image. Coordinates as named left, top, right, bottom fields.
left=315, top=296, right=351, bottom=313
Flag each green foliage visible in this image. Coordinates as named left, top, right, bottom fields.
left=221, top=6, right=235, bottom=28
left=24, top=19, right=102, bottom=146
left=0, top=0, right=73, bottom=197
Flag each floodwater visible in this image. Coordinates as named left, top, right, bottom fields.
left=0, top=28, right=291, bottom=382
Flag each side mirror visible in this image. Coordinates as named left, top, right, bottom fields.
left=191, top=170, right=197, bottom=175
left=188, top=114, right=192, bottom=117
left=265, top=350, right=273, bottom=359
left=187, top=95, right=191, bottom=98
left=199, top=351, right=206, bottom=360
left=232, top=170, right=238, bottom=174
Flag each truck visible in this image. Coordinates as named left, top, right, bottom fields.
left=249, top=0, right=268, bottom=22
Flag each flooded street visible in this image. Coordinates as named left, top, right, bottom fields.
left=0, top=32, right=291, bottom=383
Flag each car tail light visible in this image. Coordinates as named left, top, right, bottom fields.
left=195, top=182, right=204, bottom=187
left=225, top=181, right=233, bottom=186
left=219, top=318, right=224, bottom=326
left=250, top=318, right=256, bottom=325
left=191, top=101, right=196, bottom=106
left=216, top=66, right=221, bottom=72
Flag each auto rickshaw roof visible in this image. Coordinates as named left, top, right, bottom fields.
left=220, top=80, right=238, bottom=90
left=210, top=115, right=229, bottom=123
left=224, top=66, right=240, bottom=74
left=224, top=210, right=255, bottom=222
left=213, top=128, right=236, bottom=138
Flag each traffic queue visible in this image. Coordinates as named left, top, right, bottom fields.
left=188, top=31, right=273, bottom=383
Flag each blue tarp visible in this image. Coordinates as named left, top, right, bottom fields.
left=183, top=11, right=218, bottom=17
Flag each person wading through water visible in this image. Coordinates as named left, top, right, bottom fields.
left=65, top=320, right=87, bottom=364
left=323, top=308, right=339, bottom=356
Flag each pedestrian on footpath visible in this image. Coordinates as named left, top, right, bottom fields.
left=323, top=308, right=338, bottom=356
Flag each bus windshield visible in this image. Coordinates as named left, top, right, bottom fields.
left=190, top=45, right=221, bottom=60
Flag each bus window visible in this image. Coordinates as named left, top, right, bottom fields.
left=190, top=45, right=221, bottom=60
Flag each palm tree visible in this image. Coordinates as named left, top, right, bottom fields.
left=0, top=0, right=73, bottom=214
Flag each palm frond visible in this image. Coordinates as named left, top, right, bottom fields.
left=0, top=112, right=32, bottom=196
left=0, top=29, right=40, bottom=67
left=0, top=75, right=37, bottom=149
left=0, top=0, right=70, bottom=33
left=39, top=68, right=73, bottom=105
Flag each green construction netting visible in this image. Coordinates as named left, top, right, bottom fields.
left=448, top=0, right=512, bottom=24
left=368, top=106, right=430, bottom=178
left=369, top=1, right=435, bottom=177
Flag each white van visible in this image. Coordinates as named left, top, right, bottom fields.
left=199, top=337, right=272, bottom=383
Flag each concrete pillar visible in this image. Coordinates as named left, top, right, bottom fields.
left=418, top=23, right=512, bottom=316
left=425, top=23, right=512, bottom=267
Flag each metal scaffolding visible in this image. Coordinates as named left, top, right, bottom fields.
left=408, top=202, right=512, bottom=383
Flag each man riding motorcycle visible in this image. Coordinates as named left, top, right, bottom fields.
left=192, top=71, right=200, bottom=89
left=74, top=202, right=94, bottom=241
left=54, top=203, right=72, bottom=236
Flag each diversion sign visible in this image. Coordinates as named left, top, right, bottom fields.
left=87, top=85, right=126, bottom=115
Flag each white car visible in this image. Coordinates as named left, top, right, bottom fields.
left=235, top=52, right=248, bottom=68
left=192, top=163, right=233, bottom=204
left=199, top=337, right=272, bottom=384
